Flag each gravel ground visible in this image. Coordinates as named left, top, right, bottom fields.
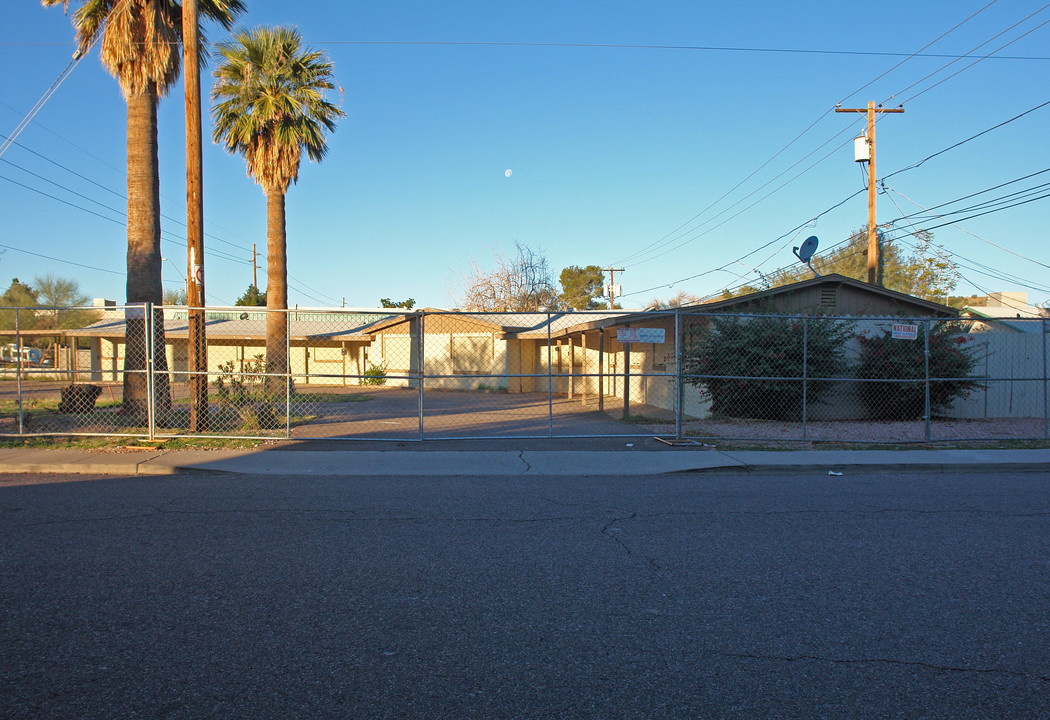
left=645, top=416, right=1048, bottom=445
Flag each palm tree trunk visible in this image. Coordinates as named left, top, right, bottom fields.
left=265, top=188, right=288, bottom=396
left=123, top=82, right=171, bottom=423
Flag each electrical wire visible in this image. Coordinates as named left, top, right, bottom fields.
left=887, top=6, right=1050, bottom=106
left=838, top=0, right=1003, bottom=105
left=622, top=134, right=863, bottom=269
left=611, top=0, right=1024, bottom=270
left=0, top=241, right=124, bottom=277
left=1, top=157, right=127, bottom=220
left=883, top=99, right=1050, bottom=182
left=882, top=190, right=1049, bottom=313
left=617, top=188, right=865, bottom=300
left=0, top=51, right=87, bottom=160
left=628, top=98, right=1050, bottom=301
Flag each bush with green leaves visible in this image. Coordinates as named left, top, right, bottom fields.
left=362, top=362, right=387, bottom=386
left=682, top=313, right=855, bottom=420
left=213, top=354, right=286, bottom=429
left=855, top=322, right=983, bottom=420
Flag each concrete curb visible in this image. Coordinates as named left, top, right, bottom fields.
left=0, top=447, right=1047, bottom=478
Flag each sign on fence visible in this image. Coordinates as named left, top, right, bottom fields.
left=617, top=327, right=665, bottom=344
left=891, top=323, right=919, bottom=340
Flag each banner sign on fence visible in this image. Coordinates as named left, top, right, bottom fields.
left=617, top=327, right=665, bottom=344
left=891, top=323, right=919, bottom=340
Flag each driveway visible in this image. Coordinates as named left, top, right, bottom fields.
left=289, top=386, right=649, bottom=439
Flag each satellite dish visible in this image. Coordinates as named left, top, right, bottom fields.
left=794, top=235, right=818, bottom=262
left=792, top=235, right=821, bottom=277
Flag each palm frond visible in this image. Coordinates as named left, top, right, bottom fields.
left=211, top=25, right=345, bottom=193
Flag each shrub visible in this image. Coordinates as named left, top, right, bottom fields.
left=362, top=362, right=387, bottom=386
left=213, top=354, right=286, bottom=429
left=682, top=313, right=854, bottom=420
left=855, top=321, right=983, bottom=420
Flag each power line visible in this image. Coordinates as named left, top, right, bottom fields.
left=611, top=1, right=1011, bottom=271
left=0, top=165, right=254, bottom=267
left=618, top=188, right=865, bottom=300
left=1, top=130, right=256, bottom=255
left=883, top=99, right=1050, bottom=181
left=0, top=50, right=87, bottom=160
left=306, top=39, right=1050, bottom=61
left=888, top=6, right=1050, bottom=106
left=8, top=36, right=1050, bottom=59
left=0, top=157, right=127, bottom=219
left=0, top=172, right=125, bottom=226
left=627, top=99, right=1050, bottom=300
left=622, top=133, right=863, bottom=269
left=883, top=186, right=1050, bottom=275
left=838, top=0, right=1003, bottom=105
left=0, top=241, right=124, bottom=277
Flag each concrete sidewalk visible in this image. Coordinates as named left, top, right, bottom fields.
left=0, top=445, right=1047, bottom=477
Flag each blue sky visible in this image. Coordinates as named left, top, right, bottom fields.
left=2, top=0, right=1048, bottom=309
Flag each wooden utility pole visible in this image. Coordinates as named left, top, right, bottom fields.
left=252, top=243, right=258, bottom=289
left=835, top=101, right=904, bottom=285
left=183, top=0, right=208, bottom=430
left=603, top=267, right=625, bottom=308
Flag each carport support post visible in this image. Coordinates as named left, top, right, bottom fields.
left=581, top=332, right=588, bottom=404
left=623, top=324, right=631, bottom=420
left=567, top=336, right=574, bottom=400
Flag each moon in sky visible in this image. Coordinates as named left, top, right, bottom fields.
left=505, top=169, right=512, bottom=177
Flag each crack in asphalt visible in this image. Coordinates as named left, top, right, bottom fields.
left=600, top=512, right=662, bottom=570
left=518, top=451, right=531, bottom=472
left=710, top=648, right=1050, bottom=682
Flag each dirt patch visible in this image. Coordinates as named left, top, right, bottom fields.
left=641, top=416, right=1048, bottom=446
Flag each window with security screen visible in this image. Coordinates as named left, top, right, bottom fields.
left=452, top=335, right=492, bottom=374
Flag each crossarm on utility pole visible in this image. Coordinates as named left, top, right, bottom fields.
left=835, top=101, right=904, bottom=285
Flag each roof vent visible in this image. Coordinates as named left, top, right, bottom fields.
left=819, top=287, right=837, bottom=309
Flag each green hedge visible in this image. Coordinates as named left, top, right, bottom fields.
left=682, top=314, right=854, bottom=421
left=855, top=322, right=983, bottom=420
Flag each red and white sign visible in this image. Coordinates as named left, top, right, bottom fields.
left=891, top=323, right=919, bottom=340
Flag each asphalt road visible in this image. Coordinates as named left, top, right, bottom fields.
left=2, top=469, right=1049, bottom=719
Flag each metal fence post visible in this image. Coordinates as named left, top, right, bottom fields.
left=285, top=307, right=292, bottom=439
left=145, top=303, right=156, bottom=440
left=923, top=318, right=931, bottom=442
left=547, top=313, right=554, bottom=438
left=675, top=310, right=683, bottom=440
left=418, top=311, right=425, bottom=442
left=15, top=308, right=24, bottom=435
left=802, top=317, right=808, bottom=441
left=1044, top=317, right=1048, bottom=440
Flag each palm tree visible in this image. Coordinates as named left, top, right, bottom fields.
left=211, top=26, right=343, bottom=390
left=44, top=0, right=244, bottom=420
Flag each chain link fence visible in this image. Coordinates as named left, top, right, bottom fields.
left=1, top=305, right=1047, bottom=444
